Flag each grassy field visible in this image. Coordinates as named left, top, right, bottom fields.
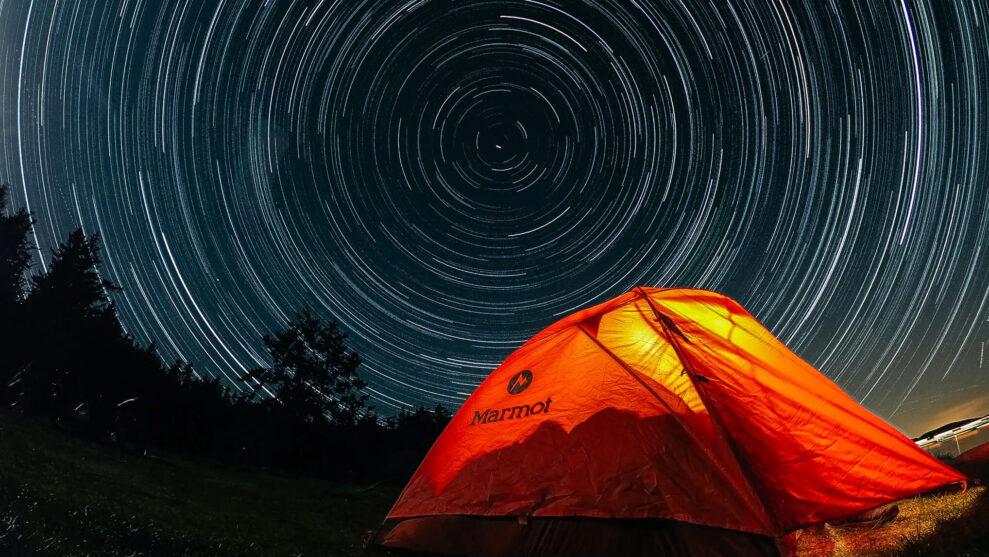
left=0, top=412, right=401, bottom=556
left=1, top=411, right=986, bottom=556
left=795, top=487, right=988, bottom=556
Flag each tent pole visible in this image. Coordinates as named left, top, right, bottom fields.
left=635, top=288, right=787, bottom=548
left=572, top=323, right=773, bottom=527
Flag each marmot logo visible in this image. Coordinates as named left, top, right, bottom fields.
left=507, top=370, right=533, bottom=395
left=468, top=397, right=552, bottom=426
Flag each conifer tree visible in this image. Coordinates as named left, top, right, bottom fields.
left=0, top=185, right=34, bottom=402
left=243, top=307, right=367, bottom=426
left=21, top=229, right=131, bottom=426
left=0, top=185, right=33, bottom=309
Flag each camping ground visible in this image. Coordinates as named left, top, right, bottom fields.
left=1, top=411, right=986, bottom=556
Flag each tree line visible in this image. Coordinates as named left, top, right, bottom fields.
left=0, top=185, right=449, bottom=483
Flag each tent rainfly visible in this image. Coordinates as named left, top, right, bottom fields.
left=376, top=287, right=966, bottom=556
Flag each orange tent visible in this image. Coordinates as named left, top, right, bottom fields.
left=378, top=288, right=965, bottom=556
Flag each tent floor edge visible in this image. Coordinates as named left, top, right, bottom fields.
left=377, top=515, right=785, bottom=557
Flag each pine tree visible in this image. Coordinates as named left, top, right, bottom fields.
left=243, top=307, right=367, bottom=426
left=0, top=185, right=35, bottom=403
left=0, top=185, right=33, bottom=309
left=20, top=229, right=130, bottom=426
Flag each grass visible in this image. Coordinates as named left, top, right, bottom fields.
left=1, top=410, right=986, bottom=556
left=795, top=487, right=989, bottom=556
left=0, top=411, right=401, bottom=556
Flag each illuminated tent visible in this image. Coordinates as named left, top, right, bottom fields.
left=377, top=288, right=965, bottom=556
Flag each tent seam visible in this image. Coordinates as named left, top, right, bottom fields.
left=636, top=287, right=786, bottom=539
left=573, top=321, right=777, bottom=539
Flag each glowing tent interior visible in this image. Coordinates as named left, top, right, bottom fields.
left=376, top=287, right=965, bottom=556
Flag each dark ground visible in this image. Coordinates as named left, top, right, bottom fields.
left=1, top=410, right=987, bottom=556
left=0, top=411, right=402, bottom=556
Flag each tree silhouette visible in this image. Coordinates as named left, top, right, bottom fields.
left=19, top=229, right=136, bottom=428
left=0, top=185, right=34, bottom=404
left=243, top=307, right=368, bottom=426
left=0, top=207, right=450, bottom=481
left=28, top=229, right=119, bottom=319
left=0, top=185, right=33, bottom=309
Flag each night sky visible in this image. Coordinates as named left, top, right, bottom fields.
left=2, top=0, right=987, bottom=437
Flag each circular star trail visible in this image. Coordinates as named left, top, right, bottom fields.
left=2, top=0, right=987, bottom=435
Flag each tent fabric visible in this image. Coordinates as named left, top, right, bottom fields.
left=381, top=287, right=966, bottom=555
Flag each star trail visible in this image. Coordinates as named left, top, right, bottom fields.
left=2, top=0, right=987, bottom=436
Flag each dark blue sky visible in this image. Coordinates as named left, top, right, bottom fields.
left=2, top=0, right=987, bottom=436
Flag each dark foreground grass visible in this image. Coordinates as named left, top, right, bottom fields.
left=2, top=411, right=987, bottom=556
left=0, top=411, right=400, bottom=556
